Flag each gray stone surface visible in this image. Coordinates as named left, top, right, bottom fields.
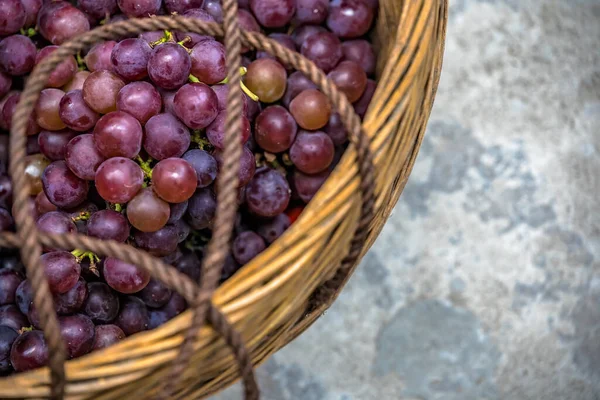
left=214, top=0, right=600, bottom=399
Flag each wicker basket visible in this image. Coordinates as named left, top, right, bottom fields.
left=0, top=0, right=447, bottom=398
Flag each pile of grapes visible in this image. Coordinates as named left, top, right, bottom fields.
left=0, top=0, right=378, bottom=375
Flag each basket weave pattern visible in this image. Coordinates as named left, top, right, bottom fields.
left=0, top=0, right=447, bottom=398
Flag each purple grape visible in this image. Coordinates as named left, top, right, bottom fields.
left=159, top=89, right=176, bottom=114
left=168, top=201, right=188, bottom=224
left=64, top=134, right=105, bottom=181
left=161, top=247, right=184, bottom=266
left=137, top=279, right=171, bottom=308
left=115, top=296, right=149, bottom=336
left=186, top=188, right=216, bottom=230
left=35, top=211, right=77, bottom=252
left=257, top=33, right=296, bottom=70
left=246, top=169, right=290, bottom=218
left=110, top=38, right=152, bottom=81
left=0, top=175, right=11, bottom=210
left=15, top=280, right=32, bottom=316
left=59, top=90, right=100, bottom=132
left=293, top=168, right=330, bottom=203
left=203, top=0, right=222, bottom=22
left=249, top=0, right=295, bottom=28
left=0, top=208, right=13, bottom=231
left=35, top=190, right=57, bottom=215
left=1, top=92, right=40, bottom=135
left=175, top=251, right=201, bottom=281
left=85, top=41, right=117, bottom=72
left=173, top=83, right=218, bottom=130
left=116, top=81, right=162, bottom=125
left=133, top=225, right=179, bottom=257
left=282, top=71, right=318, bottom=108
left=139, top=31, right=164, bottom=45
left=143, top=113, right=190, bottom=160
left=0, top=305, right=28, bottom=332
left=182, top=149, right=217, bottom=188
left=0, top=0, right=26, bottom=36
left=291, top=25, right=327, bottom=48
left=59, top=314, right=95, bottom=358
left=82, top=70, right=125, bottom=114
left=38, top=129, right=77, bottom=161
left=53, top=278, right=88, bottom=315
left=301, top=31, right=343, bottom=73
left=21, top=0, right=42, bottom=27
left=42, top=160, right=89, bottom=208
left=327, top=0, right=374, bottom=39
left=78, top=0, right=118, bottom=21
left=147, top=43, right=191, bottom=90
left=0, top=72, right=10, bottom=99
left=37, top=1, right=90, bottom=45
left=92, top=324, right=125, bottom=350
left=189, top=39, right=227, bottom=85
left=0, top=269, right=23, bottom=305
left=325, top=113, right=348, bottom=145
left=164, top=0, right=204, bottom=14
left=95, top=157, right=144, bottom=203
left=342, top=39, right=376, bottom=75
left=35, top=46, right=77, bottom=88
left=175, top=8, right=215, bottom=48
left=173, top=220, right=191, bottom=243
left=289, top=131, right=335, bottom=174
left=87, top=210, right=130, bottom=243
left=206, top=111, right=251, bottom=149
left=254, top=105, right=297, bottom=153
left=104, top=257, right=150, bottom=294
left=353, top=78, right=376, bottom=118
left=84, top=282, right=120, bottom=323
left=93, top=111, right=143, bottom=159
left=294, top=0, right=327, bottom=24
left=40, top=251, right=81, bottom=294
left=158, top=293, right=186, bottom=319
left=0, top=35, right=36, bottom=76
left=220, top=252, right=240, bottom=282
left=117, top=0, right=161, bottom=18
left=213, top=146, right=256, bottom=187
left=232, top=231, right=266, bottom=265
left=66, top=201, right=98, bottom=235
left=212, top=84, right=250, bottom=116
left=10, top=330, right=48, bottom=372
left=0, top=325, right=18, bottom=374
left=237, top=9, right=260, bottom=53
left=148, top=309, right=168, bottom=329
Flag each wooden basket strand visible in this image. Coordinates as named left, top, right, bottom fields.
left=2, top=11, right=376, bottom=400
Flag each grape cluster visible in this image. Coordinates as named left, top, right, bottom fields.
left=0, top=0, right=378, bottom=374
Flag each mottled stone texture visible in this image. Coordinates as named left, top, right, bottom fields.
left=215, top=0, right=600, bottom=398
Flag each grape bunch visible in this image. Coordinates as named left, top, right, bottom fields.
left=0, top=0, right=378, bottom=374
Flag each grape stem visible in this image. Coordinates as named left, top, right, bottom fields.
left=71, top=211, right=91, bottom=222
left=76, top=52, right=86, bottom=71
left=217, top=67, right=260, bottom=102
left=19, top=27, right=37, bottom=38
left=188, top=74, right=201, bottom=83
left=18, top=326, right=33, bottom=334
left=109, top=203, right=123, bottom=213
left=135, top=155, right=153, bottom=180
left=150, top=30, right=175, bottom=48
left=71, top=249, right=101, bottom=276
left=191, top=130, right=212, bottom=150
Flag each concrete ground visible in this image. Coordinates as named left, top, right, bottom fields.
left=215, top=1, right=600, bottom=399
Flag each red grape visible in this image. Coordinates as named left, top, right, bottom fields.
left=41, top=251, right=81, bottom=294
left=59, top=314, right=95, bottom=358
left=82, top=70, right=125, bottom=114
left=237, top=9, right=260, bottom=52
left=289, top=130, right=334, bottom=174
left=35, top=88, right=66, bottom=131
left=59, top=90, right=100, bottom=132
left=35, top=190, right=57, bottom=215
left=87, top=209, right=130, bottom=242
left=325, top=113, right=348, bottom=145
left=353, top=78, right=376, bottom=118
left=85, top=41, right=117, bottom=73
left=256, top=213, right=291, bottom=244
left=189, top=39, right=227, bottom=85
left=327, top=0, right=374, bottom=38
left=206, top=111, right=251, bottom=149
left=301, top=31, right=342, bottom=73
left=0, top=0, right=26, bottom=35
left=38, top=129, right=77, bottom=161
left=104, top=257, right=150, bottom=294
left=65, top=134, right=106, bottom=180
left=152, top=158, right=197, bottom=204
left=37, top=1, right=90, bottom=45
left=1, top=92, right=40, bottom=135
left=116, top=82, right=162, bottom=125
left=289, top=89, right=331, bottom=130
left=126, top=187, right=170, bottom=233
left=92, top=324, right=125, bottom=350
left=293, top=168, right=330, bottom=203
left=327, top=60, right=368, bottom=103
left=282, top=71, right=318, bottom=108
left=0, top=35, right=36, bottom=76
left=173, top=83, right=218, bottom=129
left=249, top=0, right=295, bottom=28
left=164, top=0, right=204, bottom=14
left=291, top=25, right=327, bottom=48
left=342, top=39, right=376, bottom=75
left=212, top=84, right=249, bottom=116
left=10, top=330, right=48, bottom=372
left=110, top=38, right=152, bottom=81
left=63, top=71, right=90, bottom=92
left=24, top=154, right=49, bottom=195
left=117, top=0, right=161, bottom=18
left=93, top=111, right=143, bottom=159
left=78, top=0, right=118, bottom=20
left=147, top=43, right=191, bottom=90
left=143, top=113, right=190, bottom=160
left=42, top=160, right=89, bottom=208
left=295, top=0, right=328, bottom=25
left=35, top=211, right=77, bottom=252
left=175, top=8, right=216, bottom=48
left=84, top=282, right=120, bottom=324
left=21, top=0, right=42, bottom=27
left=35, top=46, right=77, bottom=88
left=246, top=169, right=290, bottom=217
left=255, top=105, right=297, bottom=153
left=213, top=146, right=256, bottom=187
left=95, top=157, right=144, bottom=203
left=244, top=59, right=287, bottom=103
left=257, top=33, right=296, bottom=70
